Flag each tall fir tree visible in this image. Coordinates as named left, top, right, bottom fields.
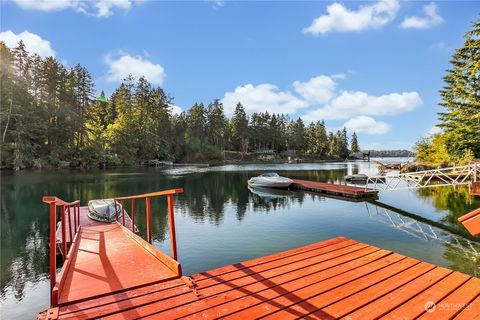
left=351, top=132, right=359, bottom=153
left=438, top=19, right=480, bottom=159
left=230, top=103, right=249, bottom=154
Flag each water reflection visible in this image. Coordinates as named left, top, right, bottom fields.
left=1, top=163, right=480, bottom=318
left=416, top=185, right=480, bottom=233
left=364, top=202, right=480, bottom=276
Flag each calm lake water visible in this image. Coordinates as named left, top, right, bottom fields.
left=1, top=160, right=480, bottom=319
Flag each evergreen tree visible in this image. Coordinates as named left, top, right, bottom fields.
left=206, top=99, right=228, bottom=148
left=287, top=118, right=306, bottom=153
left=351, top=132, right=360, bottom=153
left=230, top=103, right=249, bottom=154
left=438, top=19, right=480, bottom=159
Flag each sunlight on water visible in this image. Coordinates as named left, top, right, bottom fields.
left=1, top=160, right=479, bottom=318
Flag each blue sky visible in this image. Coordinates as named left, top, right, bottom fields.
left=1, top=1, right=479, bottom=150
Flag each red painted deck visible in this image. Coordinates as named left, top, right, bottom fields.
left=56, top=206, right=137, bottom=246
left=459, top=207, right=480, bottom=237
left=39, top=237, right=480, bottom=319
left=291, top=179, right=378, bottom=199
left=471, top=182, right=480, bottom=196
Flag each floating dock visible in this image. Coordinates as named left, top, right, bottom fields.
left=39, top=236, right=480, bottom=319
left=291, top=179, right=378, bottom=199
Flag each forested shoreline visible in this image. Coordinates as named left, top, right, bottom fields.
left=0, top=41, right=362, bottom=170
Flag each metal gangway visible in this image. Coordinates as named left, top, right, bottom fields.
left=364, top=162, right=480, bottom=191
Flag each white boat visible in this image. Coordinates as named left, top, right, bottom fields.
left=248, top=173, right=293, bottom=188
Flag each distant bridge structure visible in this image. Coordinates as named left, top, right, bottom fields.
left=363, top=162, right=480, bottom=192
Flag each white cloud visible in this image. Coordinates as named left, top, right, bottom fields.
left=302, top=90, right=422, bottom=121
left=0, top=30, right=55, bottom=57
left=170, top=105, right=183, bottom=115
left=426, top=125, right=442, bottom=136
left=293, top=75, right=336, bottom=103
left=13, top=0, right=133, bottom=18
left=303, top=0, right=400, bottom=35
left=401, top=3, right=443, bottom=29
left=222, top=83, right=308, bottom=116
left=14, top=0, right=77, bottom=11
left=104, top=53, right=165, bottom=85
left=93, top=0, right=131, bottom=18
left=343, top=116, right=390, bottom=135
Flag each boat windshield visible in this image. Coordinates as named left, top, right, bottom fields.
left=260, top=173, right=280, bottom=178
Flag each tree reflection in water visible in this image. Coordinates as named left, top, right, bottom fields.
left=1, top=167, right=479, bottom=305
left=416, top=185, right=480, bottom=232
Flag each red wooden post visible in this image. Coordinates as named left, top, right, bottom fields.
left=61, top=205, right=67, bottom=261
left=67, top=206, right=73, bottom=245
left=121, top=199, right=125, bottom=226
left=131, top=199, right=135, bottom=232
left=73, top=204, right=77, bottom=232
left=146, top=197, right=151, bottom=243
left=49, top=203, right=57, bottom=306
left=76, top=202, right=80, bottom=229
left=167, top=194, right=178, bottom=261
left=114, top=199, right=118, bottom=221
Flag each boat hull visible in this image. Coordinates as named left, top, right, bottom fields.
left=248, top=179, right=293, bottom=188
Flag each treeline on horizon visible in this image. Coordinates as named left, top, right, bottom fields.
left=364, top=150, right=415, bottom=158
left=0, top=41, right=362, bottom=170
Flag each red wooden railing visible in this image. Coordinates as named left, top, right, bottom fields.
left=114, top=188, right=184, bottom=261
left=43, top=188, right=183, bottom=306
left=42, top=196, right=81, bottom=306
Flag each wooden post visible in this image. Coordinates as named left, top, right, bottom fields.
left=67, top=206, right=73, bottom=246
left=146, top=197, right=151, bottom=243
left=77, top=203, right=80, bottom=230
left=167, top=194, right=178, bottom=261
left=61, top=205, right=67, bottom=261
left=131, top=199, right=135, bottom=233
left=73, top=204, right=77, bottom=232
left=121, top=199, right=125, bottom=226
left=474, top=162, right=477, bottom=183
left=114, top=199, right=118, bottom=221
left=49, top=203, right=57, bottom=307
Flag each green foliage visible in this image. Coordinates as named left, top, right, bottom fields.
left=437, top=19, right=480, bottom=159
left=415, top=20, right=480, bottom=166
left=0, top=41, right=360, bottom=169
left=415, top=134, right=452, bottom=166
left=230, top=103, right=249, bottom=154
left=351, top=132, right=359, bottom=154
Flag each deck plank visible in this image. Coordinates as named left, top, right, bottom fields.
left=40, top=237, right=480, bottom=320
left=454, top=294, right=480, bottom=320
left=417, top=277, right=480, bottom=319
left=63, top=245, right=386, bottom=319
left=382, top=271, right=470, bottom=319
left=290, top=179, right=378, bottom=199
left=341, top=267, right=453, bottom=319
left=317, top=261, right=436, bottom=319
left=57, top=224, right=178, bottom=306
left=124, top=249, right=391, bottom=320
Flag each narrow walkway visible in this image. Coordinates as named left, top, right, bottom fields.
left=291, top=179, right=378, bottom=199
left=40, top=237, right=480, bottom=319
left=54, top=223, right=180, bottom=307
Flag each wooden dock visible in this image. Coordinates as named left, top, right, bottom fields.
left=291, top=179, right=378, bottom=199
left=39, top=236, right=480, bottom=319
left=56, top=206, right=136, bottom=247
